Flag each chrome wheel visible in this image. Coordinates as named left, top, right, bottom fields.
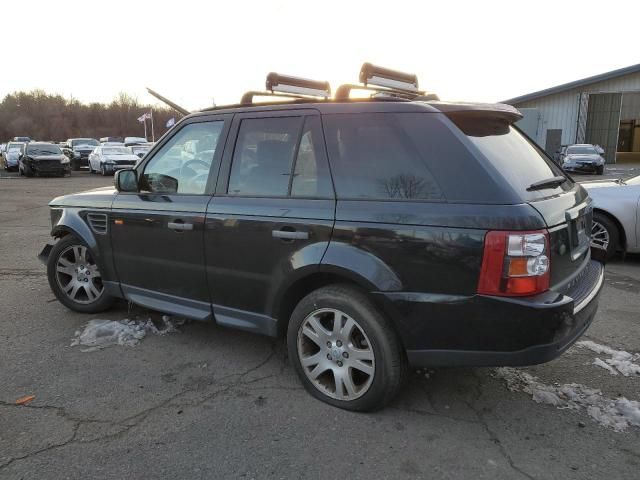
left=297, top=308, right=375, bottom=401
left=55, top=245, right=104, bottom=304
left=591, top=220, right=610, bottom=250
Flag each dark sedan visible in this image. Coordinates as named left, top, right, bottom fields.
left=19, top=143, right=70, bottom=177
left=561, top=144, right=605, bottom=175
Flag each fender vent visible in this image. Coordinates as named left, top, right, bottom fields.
left=87, top=212, right=108, bottom=235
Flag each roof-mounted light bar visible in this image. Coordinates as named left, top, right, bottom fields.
left=359, top=63, right=419, bottom=92
left=266, top=73, right=331, bottom=98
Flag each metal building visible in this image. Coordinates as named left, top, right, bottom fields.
left=504, top=63, right=640, bottom=163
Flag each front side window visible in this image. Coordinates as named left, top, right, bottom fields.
left=140, top=121, right=224, bottom=195
left=323, top=114, right=444, bottom=200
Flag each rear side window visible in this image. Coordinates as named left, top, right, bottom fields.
left=322, top=114, right=444, bottom=201
left=228, top=116, right=333, bottom=198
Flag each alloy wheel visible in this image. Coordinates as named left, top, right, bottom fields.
left=591, top=220, right=610, bottom=250
left=55, top=245, right=104, bottom=304
left=297, top=308, right=375, bottom=401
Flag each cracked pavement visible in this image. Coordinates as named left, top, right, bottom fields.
left=1, top=171, right=639, bottom=479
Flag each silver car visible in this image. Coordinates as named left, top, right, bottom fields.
left=562, top=144, right=605, bottom=175
left=582, top=175, right=640, bottom=259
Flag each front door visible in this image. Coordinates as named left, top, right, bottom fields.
left=204, top=111, right=335, bottom=334
left=111, top=116, right=230, bottom=320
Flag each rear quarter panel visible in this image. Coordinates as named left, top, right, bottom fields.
left=586, top=184, right=640, bottom=252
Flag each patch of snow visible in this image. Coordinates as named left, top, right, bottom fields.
left=71, top=316, right=185, bottom=351
left=495, top=367, right=640, bottom=432
left=576, top=340, right=640, bottom=377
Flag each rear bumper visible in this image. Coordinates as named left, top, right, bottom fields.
left=376, top=260, right=604, bottom=367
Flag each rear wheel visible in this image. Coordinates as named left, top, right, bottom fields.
left=592, top=212, right=619, bottom=260
left=287, top=284, right=406, bottom=411
left=47, top=235, right=115, bottom=313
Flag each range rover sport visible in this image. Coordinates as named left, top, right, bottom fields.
left=39, top=65, right=605, bottom=411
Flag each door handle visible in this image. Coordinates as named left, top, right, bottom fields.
left=272, top=229, right=309, bottom=240
left=168, top=221, right=194, bottom=231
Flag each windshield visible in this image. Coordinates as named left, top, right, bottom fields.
left=567, top=146, right=597, bottom=155
left=72, top=139, right=99, bottom=147
left=27, top=144, right=62, bottom=155
left=626, top=175, right=640, bottom=186
left=450, top=116, right=570, bottom=199
left=8, top=143, right=25, bottom=152
left=103, top=147, right=130, bottom=155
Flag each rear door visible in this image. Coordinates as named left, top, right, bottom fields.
left=204, top=110, right=335, bottom=334
left=111, top=115, right=231, bottom=319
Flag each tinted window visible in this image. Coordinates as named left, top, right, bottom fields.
left=228, top=117, right=303, bottom=197
left=140, top=121, right=224, bottom=195
left=72, top=139, right=99, bottom=147
left=451, top=115, right=569, bottom=199
left=323, top=114, right=443, bottom=200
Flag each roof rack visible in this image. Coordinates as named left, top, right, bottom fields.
left=240, top=73, right=331, bottom=105
left=335, top=62, right=438, bottom=101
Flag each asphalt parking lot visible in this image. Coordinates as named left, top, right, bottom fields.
left=1, top=167, right=639, bottom=479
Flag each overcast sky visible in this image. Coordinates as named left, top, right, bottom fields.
left=2, top=0, right=638, bottom=111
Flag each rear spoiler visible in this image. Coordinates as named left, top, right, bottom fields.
left=427, top=101, right=523, bottom=124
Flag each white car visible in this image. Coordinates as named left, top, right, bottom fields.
left=582, top=174, right=640, bottom=259
left=88, top=146, right=139, bottom=175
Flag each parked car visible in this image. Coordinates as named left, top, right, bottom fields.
left=63, top=138, right=100, bottom=170
left=123, top=136, right=148, bottom=147
left=88, top=145, right=139, bottom=175
left=100, top=136, right=124, bottom=144
left=2, top=141, right=26, bottom=171
left=561, top=144, right=605, bottom=175
left=39, top=66, right=604, bottom=411
left=129, top=142, right=153, bottom=159
left=581, top=174, right=640, bottom=259
left=19, top=142, right=70, bottom=177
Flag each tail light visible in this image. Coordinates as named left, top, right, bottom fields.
left=477, top=230, right=550, bottom=297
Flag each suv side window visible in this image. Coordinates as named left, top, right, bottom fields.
left=323, top=113, right=444, bottom=201
left=140, top=121, right=224, bottom=195
left=228, top=115, right=333, bottom=198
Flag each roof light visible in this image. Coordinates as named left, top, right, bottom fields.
left=359, top=63, right=419, bottom=92
left=265, top=73, right=331, bottom=98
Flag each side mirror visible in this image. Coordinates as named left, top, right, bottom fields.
left=114, top=169, right=138, bottom=192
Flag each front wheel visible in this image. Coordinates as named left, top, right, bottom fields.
left=592, top=213, right=619, bottom=260
left=596, top=166, right=604, bottom=175
left=287, top=284, right=406, bottom=411
left=47, top=235, right=115, bottom=313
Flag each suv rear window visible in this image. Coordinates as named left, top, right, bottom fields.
left=449, top=115, right=570, bottom=199
left=322, top=114, right=443, bottom=201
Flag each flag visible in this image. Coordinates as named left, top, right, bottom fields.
left=137, top=113, right=151, bottom=123
left=166, top=117, right=176, bottom=128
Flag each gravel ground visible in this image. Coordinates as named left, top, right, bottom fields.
left=0, top=168, right=639, bottom=480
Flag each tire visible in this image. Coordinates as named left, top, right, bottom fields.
left=101, top=165, right=107, bottom=176
left=596, top=166, right=604, bottom=175
left=287, top=284, right=406, bottom=411
left=47, top=235, right=116, bottom=313
left=592, top=212, right=619, bottom=260
left=24, top=164, right=34, bottom=177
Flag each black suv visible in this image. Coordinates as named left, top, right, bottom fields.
left=39, top=65, right=605, bottom=411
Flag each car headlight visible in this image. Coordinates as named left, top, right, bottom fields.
left=60, top=156, right=69, bottom=164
